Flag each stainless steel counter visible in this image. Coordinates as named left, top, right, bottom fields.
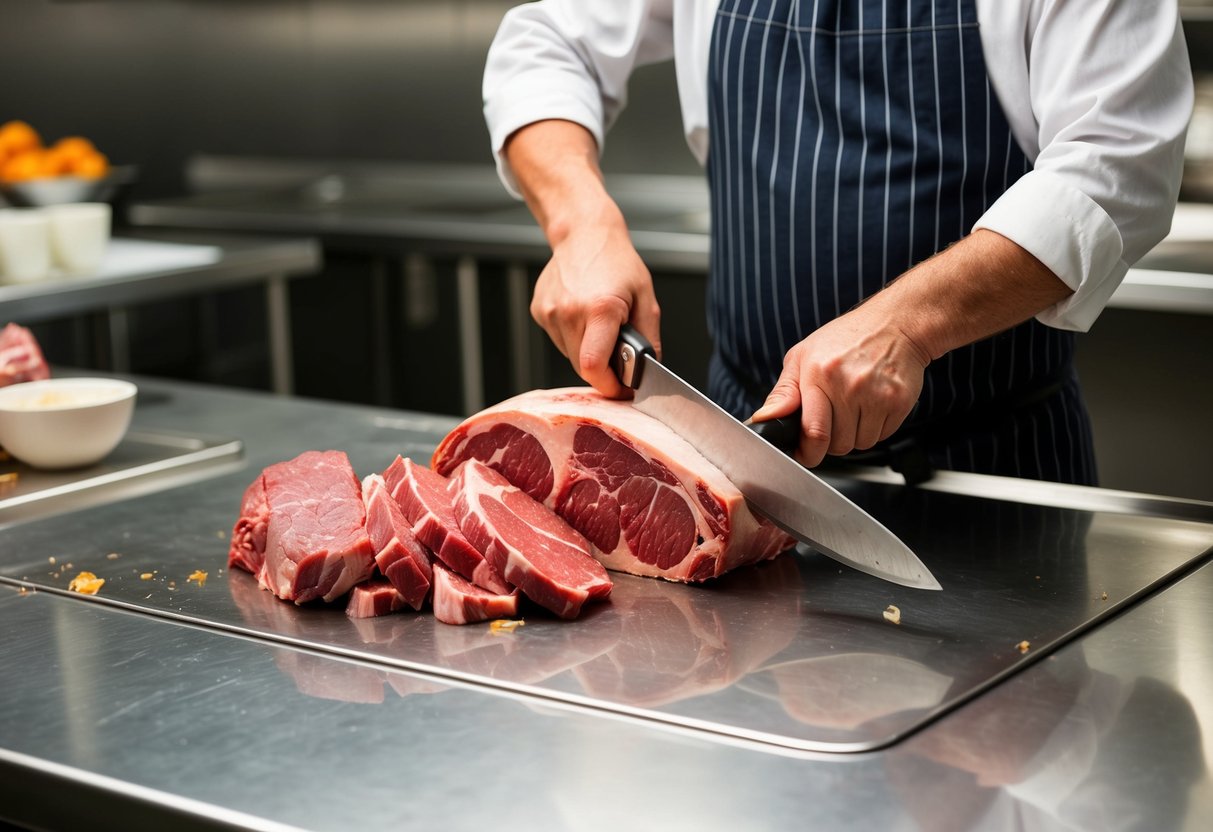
left=0, top=378, right=1211, bottom=830
left=0, top=230, right=321, bottom=395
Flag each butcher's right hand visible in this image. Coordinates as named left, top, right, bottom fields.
left=531, top=219, right=661, bottom=399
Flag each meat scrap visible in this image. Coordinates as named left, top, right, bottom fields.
left=432, top=388, right=795, bottom=582
left=347, top=579, right=410, bottom=619
left=431, top=562, right=519, bottom=625
left=452, top=458, right=611, bottom=619
left=382, top=456, right=510, bottom=594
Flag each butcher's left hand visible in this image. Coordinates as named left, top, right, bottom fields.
left=749, top=303, right=932, bottom=468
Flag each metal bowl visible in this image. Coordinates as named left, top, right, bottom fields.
left=0, top=165, right=138, bottom=208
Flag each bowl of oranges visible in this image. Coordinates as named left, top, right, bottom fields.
left=0, top=120, right=135, bottom=208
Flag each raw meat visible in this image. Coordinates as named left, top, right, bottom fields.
left=259, top=450, right=376, bottom=604
left=346, top=579, right=410, bottom=619
left=382, top=455, right=510, bottom=594
left=431, top=562, right=519, bottom=625
left=452, top=458, right=611, bottom=619
left=432, top=388, right=794, bottom=583
left=0, top=323, right=50, bottom=387
left=228, top=475, right=270, bottom=576
left=362, top=474, right=433, bottom=610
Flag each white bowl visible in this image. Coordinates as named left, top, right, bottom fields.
left=0, top=378, right=137, bottom=469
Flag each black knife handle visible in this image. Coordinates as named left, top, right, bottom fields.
left=611, top=324, right=656, bottom=390
left=749, top=410, right=802, bottom=456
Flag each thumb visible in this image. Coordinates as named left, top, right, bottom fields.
left=749, top=358, right=802, bottom=423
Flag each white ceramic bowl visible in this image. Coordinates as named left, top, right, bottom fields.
left=0, top=378, right=137, bottom=469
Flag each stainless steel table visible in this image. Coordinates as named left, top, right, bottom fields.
left=0, top=377, right=1211, bottom=830
left=0, top=230, right=321, bottom=395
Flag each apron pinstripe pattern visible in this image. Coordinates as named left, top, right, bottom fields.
left=705, top=0, right=1097, bottom=484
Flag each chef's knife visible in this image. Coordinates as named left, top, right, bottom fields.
left=612, top=325, right=941, bottom=591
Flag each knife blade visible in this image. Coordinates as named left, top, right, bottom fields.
left=611, top=325, right=941, bottom=591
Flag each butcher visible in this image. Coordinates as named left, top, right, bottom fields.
left=482, top=1, right=1192, bottom=484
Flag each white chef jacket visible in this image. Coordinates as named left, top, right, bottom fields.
left=483, top=0, right=1193, bottom=332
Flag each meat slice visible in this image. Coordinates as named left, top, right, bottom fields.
left=431, top=562, right=519, bottom=625
left=362, top=474, right=433, bottom=610
left=0, top=323, right=50, bottom=387
left=432, top=388, right=794, bottom=583
left=452, top=459, right=611, bottom=619
left=346, top=579, right=410, bottom=619
left=229, top=474, right=270, bottom=576
left=383, top=456, right=510, bottom=594
left=260, top=450, right=376, bottom=604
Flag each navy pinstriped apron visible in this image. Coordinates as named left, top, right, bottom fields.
left=705, top=0, right=1098, bottom=485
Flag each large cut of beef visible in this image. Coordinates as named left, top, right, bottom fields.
left=382, top=456, right=510, bottom=594
left=236, top=450, right=376, bottom=604
left=452, top=458, right=611, bottom=619
left=0, top=323, right=50, bottom=387
left=362, top=474, right=433, bottom=610
left=432, top=388, right=794, bottom=582
left=346, top=579, right=409, bottom=619
left=229, top=476, right=270, bottom=576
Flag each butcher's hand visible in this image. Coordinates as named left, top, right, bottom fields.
left=748, top=228, right=1077, bottom=467
left=531, top=215, right=661, bottom=398
left=504, top=119, right=661, bottom=398
left=749, top=301, right=931, bottom=468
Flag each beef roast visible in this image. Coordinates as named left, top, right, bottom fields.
left=432, top=388, right=794, bottom=582
left=259, top=450, right=376, bottom=604
left=382, top=456, right=510, bottom=594
left=362, top=474, right=433, bottom=609
left=431, top=562, right=519, bottom=625
left=452, top=458, right=611, bottom=619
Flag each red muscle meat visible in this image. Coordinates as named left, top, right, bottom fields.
left=382, top=456, right=510, bottom=594
left=346, top=579, right=410, bottom=619
left=362, top=474, right=433, bottom=610
left=0, top=323, right=50, bottom=387
left=229, top=475, right=270, bottom=575
left=431, top=562, right=519, bottom=625
left=432, top=388, right=794, bottom=582
left=259, top=450, right=376, bottom=604
left=452, top=459, right=611, bottom=619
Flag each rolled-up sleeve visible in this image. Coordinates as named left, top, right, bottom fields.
left=483, top=0, right=675, bottom=198
left=974, top=0, right=1193, bottom=331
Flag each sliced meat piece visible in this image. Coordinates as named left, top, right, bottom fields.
left=432, top=388, right=795, bottom=583
left=260, top=450, right=376, bottom=604
left=229, top=474, right=270, bottom=576
left=346, top=579, right=410, bottom=619
left=451, top=458, right=611, bottom=619
left=383, top=455, right=510, bottom=594
left=431, top=562, right=519, bottom=625
left=362, top=474, right=432, bottom=609
left=0, top=323, right=50, bottom=387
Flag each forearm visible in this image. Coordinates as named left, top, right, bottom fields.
left=502, top=120, right=628, bottom=246
left=868, top=229, right=1074, bottom=362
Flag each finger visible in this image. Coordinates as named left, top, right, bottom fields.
left=629, top=290, right=663, bottom=362
left=750, top=355, right=804, bottom=423
left=798, top=384, right=833, bottom=467
left=826, top=393, right=858, bottom=457
left=854, top=405, right=885, bottom=451
left=579, top=301, right=629, bottom=398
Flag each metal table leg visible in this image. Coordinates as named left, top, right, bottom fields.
left=265, top=273, right=294, bottom=396
left=456, top=256, right=484, bottom=414
left=505, top=261, right=533, bottom=394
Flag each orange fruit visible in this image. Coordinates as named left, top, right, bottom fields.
left=0, top=150, right=52, bottom=183
left=0, top=121, right=42, bottom=157
left=71, top=151, right=110, bottom=179
left=52, top=136, right=97, bottom=164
